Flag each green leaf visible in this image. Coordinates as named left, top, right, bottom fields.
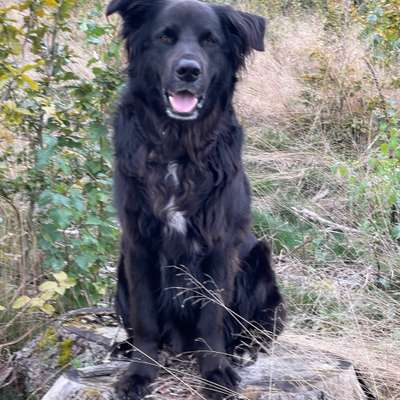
left=49, top=208, right=74, bottom=228
left=75, top=254, right=96, bottom=270
left=337, top=164, right=348, bottom=177
left=36, top=146, right=56, bottom=168
left=81, top=232, right=97, bottom=245
left=88, top=123, right=107, bottom=140
left=60, top=71, right=79, bottom=81
left=43, top=134, right=58, bottom=147
left=389, top=193, right=397, bottom=205
left=380, top=143, right=389, bottom=156
left=41, top=224, right=63, bottom=243
left=69, top=189, right=84, bottom=211
left=52, top=193, right=70, bottom=207
left=38, top=190, right=53, bottom=207
left=49, top=257, right=65, bottom=270
left=56, top=158, right=71, bottom=174
left=86, top=215, right=103, bottom=225
left=392, top=225, right=400, bottom=240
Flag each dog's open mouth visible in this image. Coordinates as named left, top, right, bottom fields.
left=165, top=90, right=204, bottom=121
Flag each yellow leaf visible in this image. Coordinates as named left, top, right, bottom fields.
left=59, top=277, right=76, bottom=290
left=55, top=287, right=66, bottom=296
left=21, top=74, right=39, bottom=91
left=43, top=0, right=58, bottom=7
left=3, top=100, right=17, bottom=111
left=30, top=297, right=45, bottom=308
left=53, top=271, right=68, bottom=282
left=5, top=65, right=17, bottom=75
left=12, top=295, right=31, bottom=309
left=39, top=281, right=58, bottom=292
left=17, top=3, right=30, bottom=11
left=0, top=305, right=6, bottom=311
left=41, top=291, right=55, bottom=301
left=97, top=286, right=106, bottom=296
left=41, top=304, right=55, bottom=315
left=18, top=63, right=38, bottom=73
left=43, top=105, right=56, bottom=116
left=15, top=107, right=32, bottom=116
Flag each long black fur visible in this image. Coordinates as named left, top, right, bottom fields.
left=107, top=1, right=286, bottom=399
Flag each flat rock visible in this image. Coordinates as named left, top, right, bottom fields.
left=42, top=344, right=366, bottom=400
left=13, top=308, right=367, bottom=400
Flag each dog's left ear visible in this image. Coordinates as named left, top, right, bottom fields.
left=213, top=5, right=266, bottom=68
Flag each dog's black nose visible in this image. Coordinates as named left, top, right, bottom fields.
left=176, top=59, right=201, bottom=82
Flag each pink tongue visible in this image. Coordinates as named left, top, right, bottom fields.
left=169, top=92, right=198, bottom=113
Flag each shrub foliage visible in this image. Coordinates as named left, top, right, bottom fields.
left=0, top=0, right=122, bottom=312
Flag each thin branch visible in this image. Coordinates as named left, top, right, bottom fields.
left=0, top=326, right=37, bottom=350
left=291, top=207, right=361, bottom=234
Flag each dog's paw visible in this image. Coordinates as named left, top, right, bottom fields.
left=202, top=362, right=241, bottom=400
left=111, top=340, right=135, bottom=359
left=114, top=373, right=152, bottom=400
left=230, top=339, right=259, bottom=367
left=231, top=348, right=257, bottom=367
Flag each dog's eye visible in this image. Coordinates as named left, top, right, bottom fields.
left=202, top=33, right=217, bottom=46
left=159, top=32, right=174, bottom=45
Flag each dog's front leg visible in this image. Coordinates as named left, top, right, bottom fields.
left=196, top=249, right=240, bottom=400
left=115, top=245, right=160, bottom=400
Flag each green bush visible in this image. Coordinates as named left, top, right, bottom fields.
left=359, top=0, right=400, bottom=64
left=0, top=0, right=123, bottom=308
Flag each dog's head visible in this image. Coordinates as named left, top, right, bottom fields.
left=107, top=0, right=265, bottom=121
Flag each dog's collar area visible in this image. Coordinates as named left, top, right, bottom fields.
left=163, top=90, right=205, bottom=121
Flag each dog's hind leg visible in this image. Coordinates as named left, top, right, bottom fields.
left=227, top=240, right=286, bottom=363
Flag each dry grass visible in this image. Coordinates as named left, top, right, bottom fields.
left=236, top=12, right=399, bottom=150
left=233, top=5, right=400, bottom=399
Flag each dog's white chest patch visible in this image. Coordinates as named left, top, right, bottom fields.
left=164, top=198, right=187, bottom=234
left=165, top=162, right=179, bottom=186
left=163, top=162, right=187, bottom=235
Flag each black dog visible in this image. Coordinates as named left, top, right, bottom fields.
left=106, top=0, right=286, bottom=399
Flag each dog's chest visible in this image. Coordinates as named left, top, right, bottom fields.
left=146, top=159, right=189, bottom=235
left=147, top=161, right=204, bottom=314
left=162, top=161, right=186, bottom=235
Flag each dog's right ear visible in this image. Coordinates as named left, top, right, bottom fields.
left=106, top=0, right=164, bottom=46
left=106, top=0, right=163, bottom=34
left=106, top=0, right=122, bottom=16
left=106, top=0, right=164, bottom=17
